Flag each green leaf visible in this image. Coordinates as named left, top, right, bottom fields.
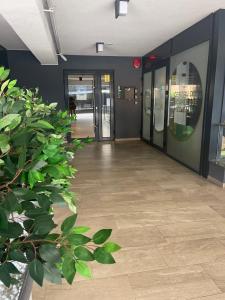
left=44, top=262, right=62, bottom=284
left=0, top=208, right=8, bottom=230
left=103, top=242, right=121, bottom=253
left=67, top=234, right=91, bottom=246
left=74, top=246, right=94, bottom=261
left=2, top=192, right=20, bottom=212
left=39, top=244, right=61, bottom=264
left=0, top=114, right=21, bottom=131
left=94, top=248, right=115, bottom=264
left=75, top=261, right=92, bottom=278
left=32, top=160, right=48, bottom=171
left=33, top=215, right=55, bottom=235
left=17, top=148, right=27, bottom=168
left=62, top=255, right=76, bottom=284
left=9, top=249, right=27, bottom=263
left=0, top=69, right=10, bottom=81
left=0, top=66, right=4, bottom=78
left=5, top=262, right=21, bottom=274
left=28, top=170, right=45, bottom=188
left=72, top=226, right=90, bottom=234
left=61, top=214, right=77, bottom=234
left=8, top=79, right=17, bottom=90
left=30, top=120, right=54, bottom=130
left=0, top=133, right=9, bottom=148
left=93, top=229, right=112, bottom=245
left=0, top=222, right=23, bottom=238
left=0, top=264, right=12, bottom=287
left=23, top=219, right=34, bottom=232
left=29, top=259, right=44, bottom=286
left=1, top=79, right=10, bottom=93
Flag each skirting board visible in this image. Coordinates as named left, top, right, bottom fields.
left=115, top=138, right=141, bottom=142
left=207, top=175, right=225, bottom=188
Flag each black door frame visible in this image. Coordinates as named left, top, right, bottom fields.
left=64, top=69, right=115, bottom=141
left=142, top=58, right=170, bottom=153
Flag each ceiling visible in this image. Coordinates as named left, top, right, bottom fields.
left=0, top=0, right=225, bottom=63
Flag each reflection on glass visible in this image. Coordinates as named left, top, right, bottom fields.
left=101, top=74, right=111, bottom=138
left=68, top=75, right=95, bottom=139
left=169, top=62, right=202, bottom=141
left=216, top=124, right=225, bottom=163
left=142, top=72, right=152, bottom=141
left=153, top=67, right=166, bottom=148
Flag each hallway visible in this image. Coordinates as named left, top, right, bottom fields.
left=33, top=141, right=225, bottom=300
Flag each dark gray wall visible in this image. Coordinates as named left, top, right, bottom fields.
left=143, top=14, right=213, bottom=71
left=7, top=52, right=142, bottom=139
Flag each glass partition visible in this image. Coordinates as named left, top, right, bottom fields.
left=142, top=72, right=152, bottom=141
left=169, top=62, right=202, bottom=141
left=153, top=66, right=166, bottom=148
left=167, top=41, right=209, bottom=171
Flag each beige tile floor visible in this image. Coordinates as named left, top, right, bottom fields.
left=33, top=141, right=225, bottom=300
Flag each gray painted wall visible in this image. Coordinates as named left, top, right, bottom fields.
left=7, top=51, right=142, bottom=139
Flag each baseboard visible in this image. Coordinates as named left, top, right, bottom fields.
left=207, top=175, right=225, bottom=188
left=115, top=138, right=141, bottom=142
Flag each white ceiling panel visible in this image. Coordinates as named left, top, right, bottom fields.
left=1, top=0, right=225, bottom=58
left=52, top=0, right=225, bottom=56
left=0, top=15, right=27, bottom=50
left=0, top=0, right=58, bottom=64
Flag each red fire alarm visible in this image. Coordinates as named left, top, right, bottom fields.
left=132, top=57, right=141, bottom=69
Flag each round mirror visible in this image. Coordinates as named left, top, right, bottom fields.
left=169, top=61, right=202, bottom=141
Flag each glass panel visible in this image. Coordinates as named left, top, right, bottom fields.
left=68, top=74, right=95, bottom=139
left=169, top=62, right=202, bottom=141
left=142, top=72, right=152, bottom=141
left=167, top=41, right=209, bottom=171
left=101, top=74, right=112, bottom=138
left=153, top=66, right=166, bottom=148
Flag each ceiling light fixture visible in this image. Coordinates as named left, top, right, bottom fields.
left=115, top=0, right=129, bottom=19
left=96, top=42, right=104, bottom=53
left=43, top=8, right=54, bottom=13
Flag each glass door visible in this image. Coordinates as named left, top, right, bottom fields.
left=67, top=74, right=95, bottom=139
left=99, top=73, right=114, bottom=140
left=66, top=72, right=114, bottom=141
left=142, top=72, right=152, bottom=141
left=153, top=66, right=167, bottom=149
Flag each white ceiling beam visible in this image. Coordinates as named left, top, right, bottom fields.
left=0, top=0, right=58, bottom=65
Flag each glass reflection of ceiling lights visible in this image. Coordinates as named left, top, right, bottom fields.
left=169, top=61, right=202, bottom=141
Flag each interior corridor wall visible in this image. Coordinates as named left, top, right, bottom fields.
left=7, top=52, right=142, bottom=139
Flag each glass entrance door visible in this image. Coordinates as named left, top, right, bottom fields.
left=67, top=74, right=95, bottom=139
left=152, top=66, right=167, bottom=149
left=66, top=72, right=114, bottom=141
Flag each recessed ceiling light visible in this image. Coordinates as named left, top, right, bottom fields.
left=96, top=42, right=104, bottom=53
left=115, top=0, right=129, bottom=19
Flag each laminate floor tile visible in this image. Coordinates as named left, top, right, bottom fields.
left=32, top=141, right=225, bottom=300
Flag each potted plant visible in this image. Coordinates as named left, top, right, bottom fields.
left=0, top=67, right=120, bottom=297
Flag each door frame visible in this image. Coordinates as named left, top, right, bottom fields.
left=63, top=69, right=115, bottom=141
left=142, top=58, right=170, bottom=152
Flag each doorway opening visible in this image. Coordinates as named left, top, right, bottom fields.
left=65, top=71, right=114, bottom=141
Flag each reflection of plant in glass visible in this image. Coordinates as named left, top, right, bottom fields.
left=0, top=68, right=120, bottom=287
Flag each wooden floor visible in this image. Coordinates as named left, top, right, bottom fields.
left=33, top=141, right=225, bottom=300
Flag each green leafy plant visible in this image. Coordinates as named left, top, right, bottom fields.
left=0, top=67, right=121, bottom=287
